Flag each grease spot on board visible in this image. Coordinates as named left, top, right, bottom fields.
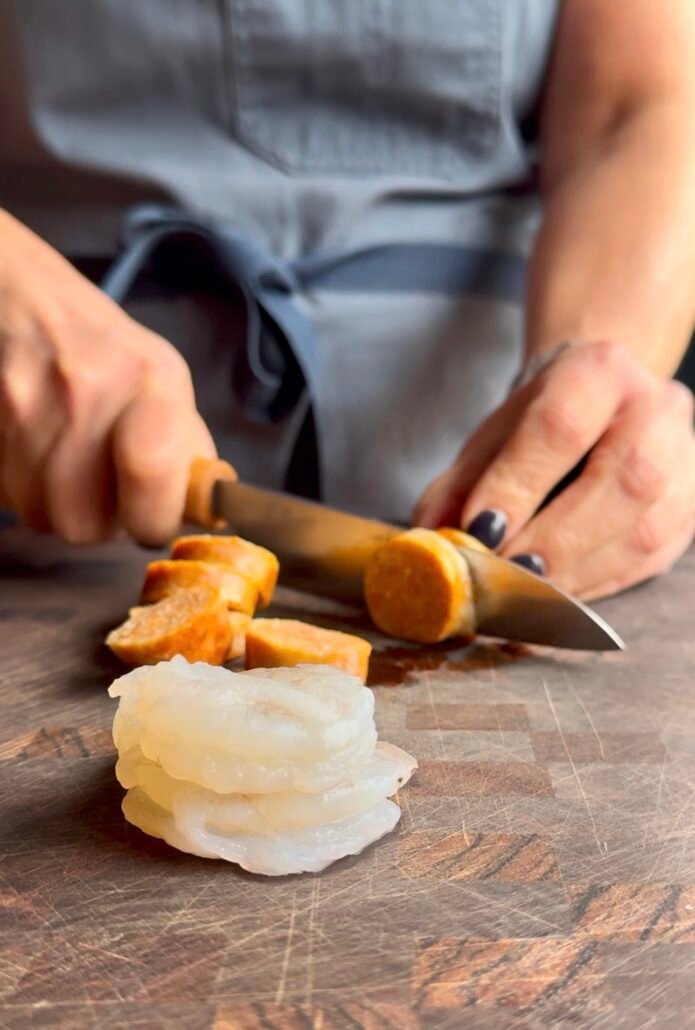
left=368, top=641, right=531, bottom=687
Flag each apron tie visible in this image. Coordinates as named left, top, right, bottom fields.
left=102, top=203, right=528, bottom=425
left=101, top=205, right=318, bottom=425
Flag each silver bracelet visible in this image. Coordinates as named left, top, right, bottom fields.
left=510, top=340, right=580, bottom=392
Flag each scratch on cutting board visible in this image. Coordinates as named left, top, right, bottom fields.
left=77, top=942, right=134, bottom=965
left=543, top=678, right=604, bottom=854
left=563, top=670, right=605, bottom=760
left=304, top=876, right=320, bottom=1004
left=663, top=785, right=695, bottom=839
left=462, top=881, right=565, bottom=934
left=275, top=889, right=298, bottom=1004
left=423, top=669, right=466, bottom=835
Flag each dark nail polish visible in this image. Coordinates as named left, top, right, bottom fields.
left=465, top=509, right=507, bottom=549
left=510, top=553, right=546, bottom=576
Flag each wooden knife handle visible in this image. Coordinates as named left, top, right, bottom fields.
left=184, top=456, right=238, bottom=529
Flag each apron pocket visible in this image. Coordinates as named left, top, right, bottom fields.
left=223, top=0, right=502, bottom=177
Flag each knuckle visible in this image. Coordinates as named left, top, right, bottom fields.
left=118, top=448, right=173, bottom=490
left=532, top=398, right=587, bottom=452
left=117, top=344, right=150, bottom=383
left=0, top=352, right=34, bottom=426
left=584, top=339, right=625, bottom=370
left=629, top=511, right=667, bottom=556
left=618, top=445, right=667, bottom=504
left=147, top=338, right=192, bottom=391
left=0, top=367, right=21, bottom=421
left=57, top=347, right=117, bottom=417
left=663, top=379, right=695, bottom=420
left=57, top=358, right=98, bottom=418
left=60, top=343, right=153, bottom=422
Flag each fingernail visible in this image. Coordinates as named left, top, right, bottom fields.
left=465, top=509, right=507, bottom=549
left=510, top=553, right=546, bottom=576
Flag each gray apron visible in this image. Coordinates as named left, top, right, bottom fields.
left=0, top=0, right=560, bottom=519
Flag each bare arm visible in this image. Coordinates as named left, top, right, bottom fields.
left=527, top=0, right=695, bottom=375
left=415, top=0, right=695, bottom=598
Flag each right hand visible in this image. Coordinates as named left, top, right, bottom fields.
left=0, top=210, right=216, bottom=545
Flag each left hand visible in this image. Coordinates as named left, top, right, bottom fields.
left=414, top=340, right=695, bottom=600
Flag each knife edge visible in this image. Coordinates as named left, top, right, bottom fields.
left=212, top=479, right=624, bottom=650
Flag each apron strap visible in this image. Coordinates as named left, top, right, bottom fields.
left=102, top=203, right=527, bottom=425
left=101, top=205, right=318, bottom=425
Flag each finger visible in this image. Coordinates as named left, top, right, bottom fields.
left=43, top=348, right=150, bottom=543
left=0, top=421, right=54, bottom=532
left=579, top=513, right=695, bottom=602
left=41, top=336, right=151, bottom=543
left=502, top=382, right=695, bottom=592
left=543, top=480, right=693, bottom=599
left=413, top=382, right=534, bottom=529
left=458, top=341, right=646, bottom=543
left=44, top=427, right=117, bottom=544
left=113, top=381, right=206, bottom=546
left=0, top=337, right=64, bottom=528
left=413, top=465, right=474, bottom=531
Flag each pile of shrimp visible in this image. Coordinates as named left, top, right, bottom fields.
left=109, top=657, right=416, bottom=875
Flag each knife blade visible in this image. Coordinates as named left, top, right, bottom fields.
left=211, top=480, right=624, bottom=651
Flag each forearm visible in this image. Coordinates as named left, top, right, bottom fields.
left=527, top=104, right=695, bottom=378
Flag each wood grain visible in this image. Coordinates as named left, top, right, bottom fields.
left=1, top=526, right=694, bottom=1028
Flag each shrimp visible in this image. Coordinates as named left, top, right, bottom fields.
left=110, top=657, right=417, bottom=875
left=110, top=657, right=376, bottom=794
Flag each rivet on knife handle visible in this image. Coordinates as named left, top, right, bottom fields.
left=185, top=456, right=238, bottom=529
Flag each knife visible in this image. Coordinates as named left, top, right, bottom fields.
left=184, top=459, right=625, bottom=651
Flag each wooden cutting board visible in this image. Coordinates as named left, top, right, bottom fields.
left=1, top=526, right=694, bottom=1029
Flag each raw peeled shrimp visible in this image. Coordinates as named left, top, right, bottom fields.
left=123, top=788, right=402, bottom=876
left=119, top=741, right=416, bottom=875
left=117, top=740, right=416, bottom=833
left=110, top=658, right=417, bottom=875
left=110, top=657, right=377, bottom=794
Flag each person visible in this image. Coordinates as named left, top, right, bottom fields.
left=0, top=0, right=693, bottom=603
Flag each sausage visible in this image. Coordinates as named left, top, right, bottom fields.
left=364, top=528, right=475, bottom=644
left=106, top=586, right=231, bottom=666
left=245, top=618, right=372, bottom=681
left=436, top=527, right=491, bottom=554
left=171, top=535, right=279, bottom=608
left=141, top=559, right=258, bottom=614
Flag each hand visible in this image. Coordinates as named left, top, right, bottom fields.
left=414, top=340, right=695, bottom=600
left=0, top=210, right=216, bottom=545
